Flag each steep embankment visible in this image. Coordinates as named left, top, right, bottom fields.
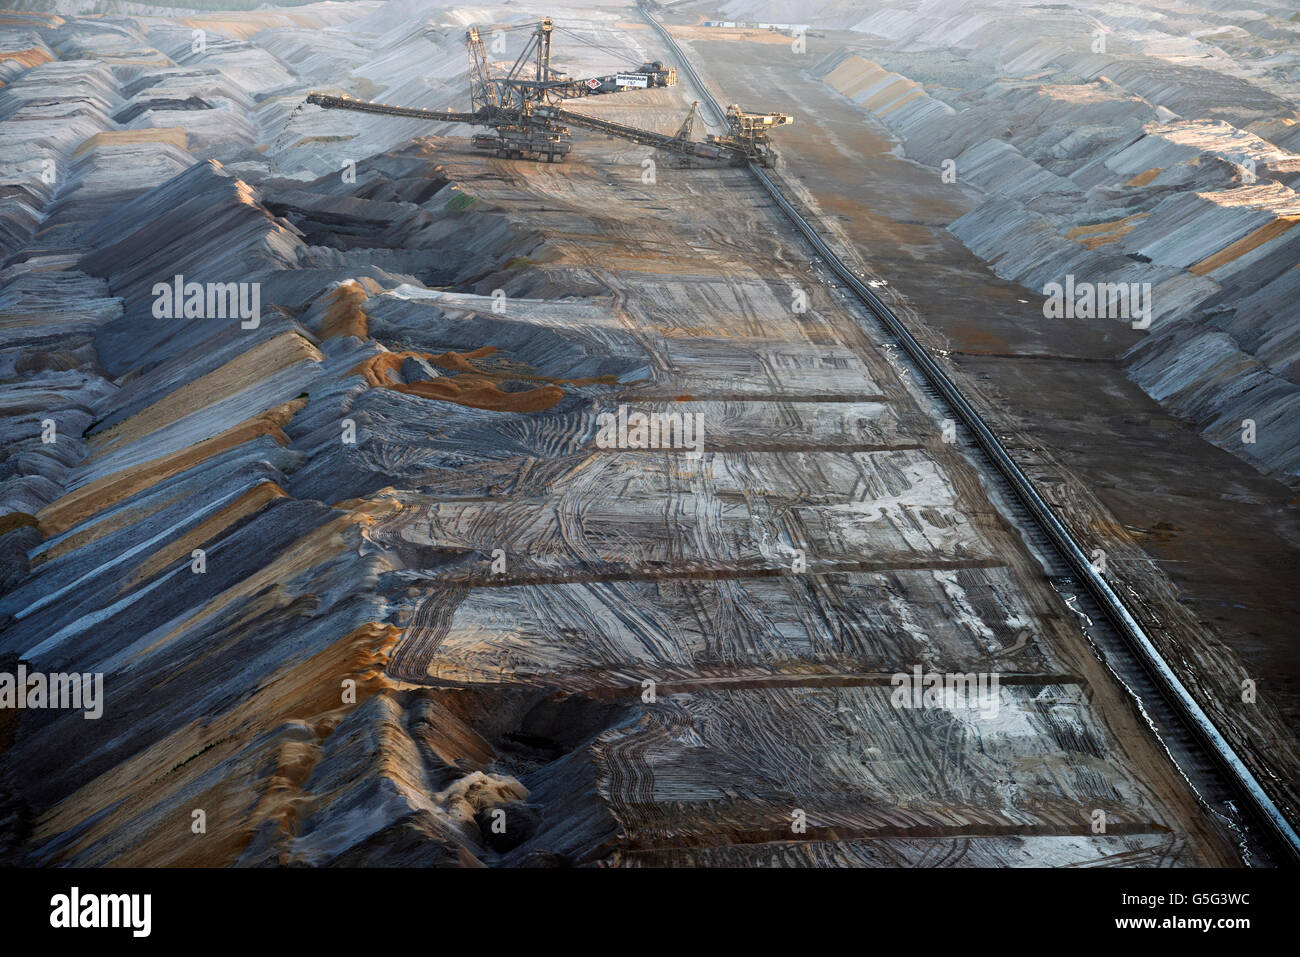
left=0, top=5, right=641, bottom=865
left=804, top=0, right=1300, bottom=482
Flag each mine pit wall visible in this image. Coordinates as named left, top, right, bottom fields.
left=0, top=120, right=586, bottom=862
left=807, top=45, right=1300, bottom=486
left=0, top=18, right=707, bottom=859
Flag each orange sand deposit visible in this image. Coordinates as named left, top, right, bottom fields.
left=37, top=399, right=305, bottom=537
left=33, top=620, right=401, bottom=866
left=395, top=379, right=564, bottom=412
left=90, top=333, right=321, bottom=458
left=1065, top=213, right=1149, bottom=249
left=128, top=480, right=288, bottom=586
left=0, top=47, right=53, bottom=69
left=318, top=280, right=377, bottom=339
left=72, top=128, right=188, bottom=159
left=429, top=347, right=617, bottom=389
left=351, top=348, right=570, bottom=413
left=1125, top=167, right=1162, bottom=188
left=1190, top=216, right=1299, bottom=275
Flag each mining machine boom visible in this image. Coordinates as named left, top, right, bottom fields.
left=302, top=17, right=790, bottom=165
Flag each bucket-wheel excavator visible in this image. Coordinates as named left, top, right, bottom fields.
left=303, top=18, right=790, bottom=166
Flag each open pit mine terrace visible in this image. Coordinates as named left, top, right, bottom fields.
left=0, top=0, right=1297, bottom=876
